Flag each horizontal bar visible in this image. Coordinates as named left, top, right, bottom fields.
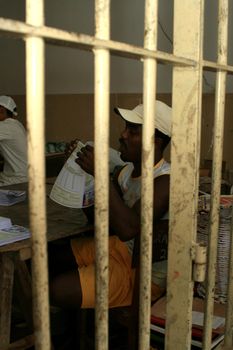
left=0, top=17, right=196, bottom=67
left=203, top=59, right=233, bottom=74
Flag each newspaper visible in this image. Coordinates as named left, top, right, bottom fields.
left=50, top=141, right=94, bottom=208
left=0, top=189, right=26, bottom=206
left=0, top=224, right=30, bottom=246
left=0, top=216, right=12, bottom=230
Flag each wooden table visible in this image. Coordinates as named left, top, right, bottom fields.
left=0, top=181, right=93, bottom=349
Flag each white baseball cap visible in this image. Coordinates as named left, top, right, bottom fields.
left=0, top=95, right=18, bottom=116
left=114, top=100, right=172, bottom=137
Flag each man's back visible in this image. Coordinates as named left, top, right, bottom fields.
left=0, top=118, right=28, bottom=185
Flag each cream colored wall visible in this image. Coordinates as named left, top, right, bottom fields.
left=12, top=93, right=233, bottom=172
left=201, top=94, right=233, bottom=171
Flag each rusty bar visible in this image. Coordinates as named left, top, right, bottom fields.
left=26, top=1, right=50, bottom=349
left=165, top=1, right=204, bottom=349
left=203, top=60, right=233, bottom=74
left=0, top=17, right=197, bottom=67
left=203, top=1, right=228, bottom=349
left=139, top=0, right=158, bottom=349
left=94, top=1, right=110, bottom=349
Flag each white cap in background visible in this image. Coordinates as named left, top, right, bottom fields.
left=0, top=95, right=18, bottom=116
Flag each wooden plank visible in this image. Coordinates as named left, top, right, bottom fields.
left=8, top=334, right=34, bottom=350
left=14, top=258, right=33, bottom=332
left=0, top=253, right=14, bottom=349
left=19, top=248, right=31, bottom=261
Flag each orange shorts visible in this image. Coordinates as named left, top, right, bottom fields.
left=71, top=235, right=165, bottom=308
left=71, top=235, right=134, bottom=308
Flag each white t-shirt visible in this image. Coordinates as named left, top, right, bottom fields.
left=0, top=118, right=28, bottom=186
left=117, top=158, right=170, bottom=287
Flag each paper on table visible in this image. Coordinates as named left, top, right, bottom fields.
left=0, top=216, right=12, bottom=230
left=50, top=141, right=94, bottom=208
left=0, top=225, right=30, bottom=246
left=0, top=190, right=26, bottom=206
left=192, top=311, right=225, bottom=329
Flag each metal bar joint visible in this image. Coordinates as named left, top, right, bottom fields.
left=191, top=241, right=207, bottom=282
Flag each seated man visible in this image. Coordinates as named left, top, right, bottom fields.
left=0, top=95, right=28, bottom=186
left=49, top=99, right=172, bottom=309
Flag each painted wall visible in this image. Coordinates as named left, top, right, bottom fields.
left=12, top=93, right=233, bottom=172
left=0, top=0, right=232, bottom=94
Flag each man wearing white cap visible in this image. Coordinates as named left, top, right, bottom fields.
left=0, top=95, right=28, bottom=186
left=49, top=100, right=171, bottom=312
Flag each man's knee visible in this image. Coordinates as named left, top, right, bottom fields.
left=49, top=276, right=64, bottom=306
left=49, top=271, right=82, bottom=308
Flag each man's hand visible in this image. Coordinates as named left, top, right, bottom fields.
left=64, top=138, right=79, bottom=160
left=75, top=144, right=94, bottom=176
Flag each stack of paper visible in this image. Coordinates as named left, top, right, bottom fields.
left=150, top=296, right=225, bottom=349
left=0, top=190, right=26, bottom=206
left=197, top=195, right=233, bottom=303
left=0, top=225, right=30, bottom=246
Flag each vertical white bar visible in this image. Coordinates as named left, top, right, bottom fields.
left=165, top=1, right=203, bottom=349
left=139, top=1, right=158, bottom=349
left=26, top=1, right=50, bottom=349
left=203, top=1, right=228, bottom=349
left=94, top=1, right=110, bottom=349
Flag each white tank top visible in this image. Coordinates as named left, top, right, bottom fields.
left=117, top=158, right=170, bottom=286
left=118, top=158, right=170, bottom=209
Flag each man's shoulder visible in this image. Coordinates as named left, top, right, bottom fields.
left=1, top=118, right=18, bottom=126
left=0, top=119, right=12, bottom=134
left=5, top=118, right=25, bottom=131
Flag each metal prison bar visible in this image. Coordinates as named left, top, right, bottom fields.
left=0, top=0, right=232, bottom=349
left=203, top=1, right=228, bottom=349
